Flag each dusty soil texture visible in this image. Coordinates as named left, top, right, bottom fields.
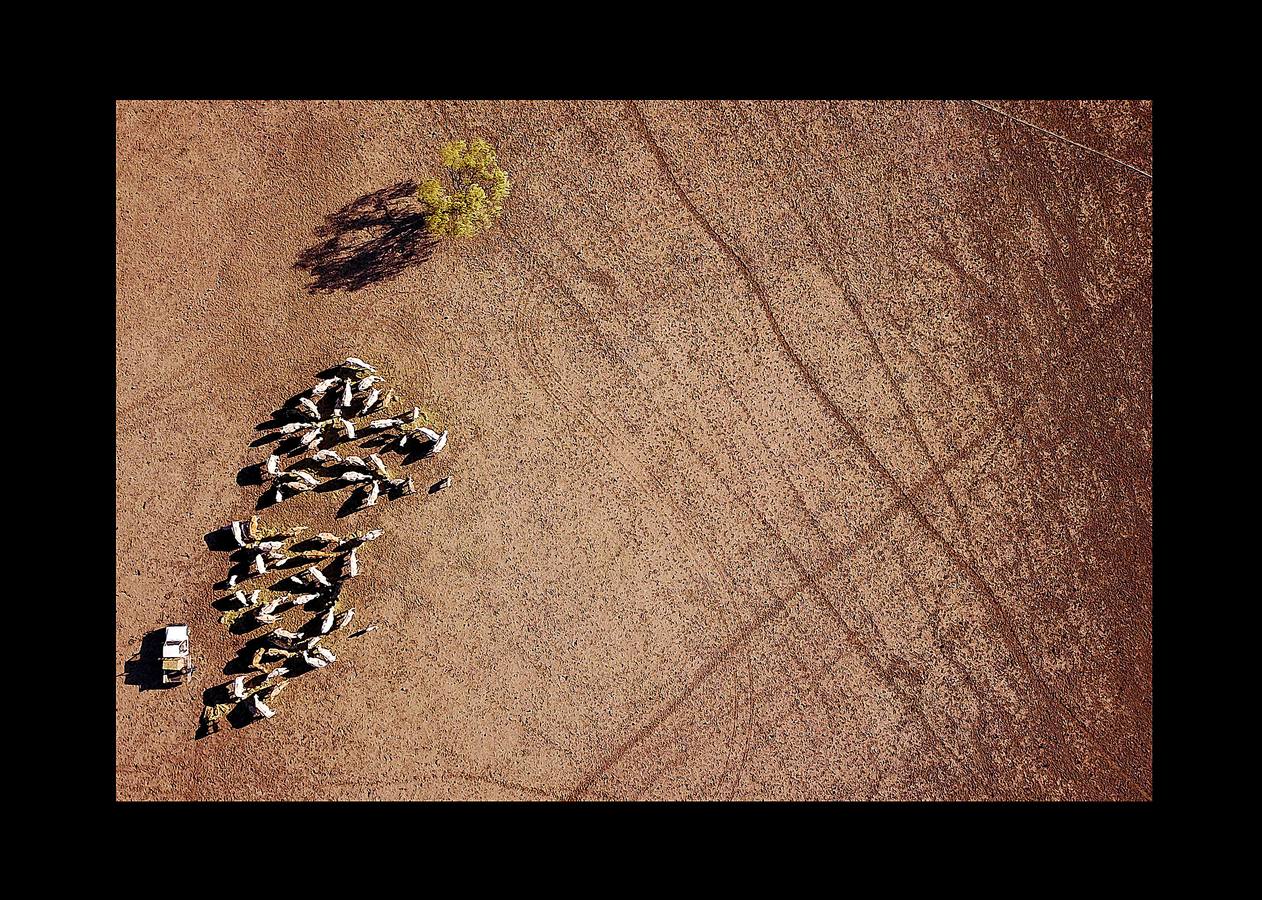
left=116, top=100, right=1152, bottom=801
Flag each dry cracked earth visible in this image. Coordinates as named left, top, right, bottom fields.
left=116, top=99, right=1152, bottom=801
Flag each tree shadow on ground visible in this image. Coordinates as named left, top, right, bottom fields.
left=294, top=180, right=439, bottom=294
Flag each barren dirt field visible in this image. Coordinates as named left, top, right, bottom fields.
left=116, top=100, right=1152, bottom=801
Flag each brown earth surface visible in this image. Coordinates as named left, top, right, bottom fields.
left=115, top=100, right=1152, bottom=801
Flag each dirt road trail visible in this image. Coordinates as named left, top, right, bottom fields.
left=116, top=100, right=1151, bottom=800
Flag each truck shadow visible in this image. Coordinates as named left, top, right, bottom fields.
left=204, top=526, right=239, bottom=553
left=123, top=628, right=177, bottom=692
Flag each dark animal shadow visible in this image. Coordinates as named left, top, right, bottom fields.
left=249, top=429, right=314, bottom=455
left=212, top=593, right=247, bottom=614
left=300, top=591, right=335, bottom=614
left=300, top=611, right=331, bottom=636
left=214, top=554, right=296, bottom=590
left=229, top=617, right=279, bottom=638
left=255, top=490, right=279, bottom=511
left=294, top=180, right=439, bottom=294
left=260, top=388, right=345, bottom=432
left=358, top=435, right=395, bottom=452
left=224, top=635, right=275, bottom=677
left=398, top=439, right=440, bottom=467
left=291, top=458, right=328, bottom=473
left=336, top=490, right=368, bottom=519
left=123, top=628, right=173, bottom=691
left=196, top=683, right=274, bottom=738
left=213, top=566, right=255, bottom=591
left=230, top=546, right=266, bottom=566
left=272, top=555, right=313, bottom=573
left=250, top=432, right=285, bottom=448
left=201, top=681, right=238, bottom=708
left=254, top=476, right=322, bottom=509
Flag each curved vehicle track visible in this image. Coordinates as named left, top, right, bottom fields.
left=116, top=99, right=1152, bottom=801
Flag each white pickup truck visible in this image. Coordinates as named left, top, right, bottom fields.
left=160, top=625, right=196, bottom=685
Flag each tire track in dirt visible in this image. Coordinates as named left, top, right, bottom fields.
left=631, top=100, right=1150, bottom=796
left=496, top=232, right=776, bottom=773
left=494, top=229, right=766, bottom=755
left=499, top=243, right=966, bottom=797
left=502, top=218, right=824, bottom=799
left=585, top=102, right=1149, bottom=797
left=565, top=410, right=1012, bottom=799
left=885, top=538, right=1007, bottom=794
left=500, top=230, right=749, bottom=607
left=500, top=203, right=979, bottom=796
left=118, top=101, right=1148, bottom=801
left=745, top=100, right=968, bottom=521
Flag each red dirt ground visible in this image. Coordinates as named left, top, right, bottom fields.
left=115, top=100, right=1152, bottom=800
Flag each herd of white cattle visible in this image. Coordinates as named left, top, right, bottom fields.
left=200, top=357, right=450, bottom=730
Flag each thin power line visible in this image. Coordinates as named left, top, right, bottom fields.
left=970, top=100, right=1152, bottom=179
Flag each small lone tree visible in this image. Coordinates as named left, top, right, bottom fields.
left=417, top=138, right=511, bottom=239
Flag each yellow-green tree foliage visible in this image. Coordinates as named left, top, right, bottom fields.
left=418, top=138, right=511, bottom=239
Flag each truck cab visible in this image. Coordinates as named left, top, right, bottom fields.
left=160, top=624, right=195, bottom=685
